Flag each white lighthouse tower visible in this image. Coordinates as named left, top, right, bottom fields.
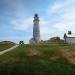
left=29, top=14, right=40, bottom=44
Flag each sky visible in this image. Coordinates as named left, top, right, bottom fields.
left=0, top=0, right=75, bottom=43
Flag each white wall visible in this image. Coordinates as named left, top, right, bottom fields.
left=65, top=37, right=75, bottom=44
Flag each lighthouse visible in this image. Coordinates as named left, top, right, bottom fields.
left=29, top=14, right=40, bottom=44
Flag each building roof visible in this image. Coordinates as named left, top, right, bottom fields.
left=66, top=33, right=75, bottom=38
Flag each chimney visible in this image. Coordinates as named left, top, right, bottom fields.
left=68, top=31, right=72, bottom=35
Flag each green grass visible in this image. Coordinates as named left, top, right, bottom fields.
left=0, top=44, right=15, bottom=51
left=0, top=44, right=75, bottom=75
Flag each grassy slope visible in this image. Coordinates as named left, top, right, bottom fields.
left=0, top=44, right=15, bottom=51
left=0, top=45, right=75, bottom=75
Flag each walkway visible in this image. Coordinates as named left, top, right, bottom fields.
left=0, top=45, right=19, bottom=55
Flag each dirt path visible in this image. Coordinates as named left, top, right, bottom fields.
left=60, top=49, right=75, bottom=64
left=0, top=45, right=19, bottom=55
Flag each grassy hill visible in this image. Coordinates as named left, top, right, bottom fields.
left=0, top=41, right=16, bottom=51
left=0, top=44, right=75, bottom=75
left=40, top=37, right=64, bottom=46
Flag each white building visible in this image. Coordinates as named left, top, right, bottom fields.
left=64, top=31, right=75, bottom=44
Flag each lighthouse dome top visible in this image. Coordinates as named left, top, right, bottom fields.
left=34, top=13, right=38, bottom=17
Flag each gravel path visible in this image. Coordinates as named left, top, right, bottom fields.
left=0, top=45, right=19, bottom=55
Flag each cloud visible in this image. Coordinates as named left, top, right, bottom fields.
left=47, top=3, right=62, bottom=14
left=12, top=18, right=33, bottom=31
left=47, top=0, right=75, bottom=34
left=51, top=4, right=61, bottom=12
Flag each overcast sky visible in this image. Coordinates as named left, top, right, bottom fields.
left=0, top=0, right=75, bottom=43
